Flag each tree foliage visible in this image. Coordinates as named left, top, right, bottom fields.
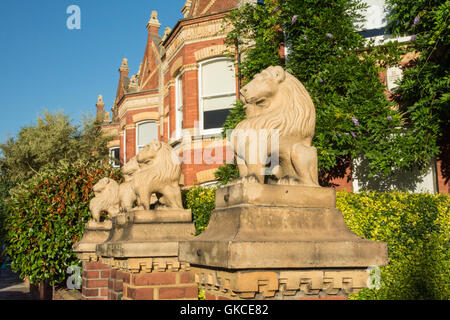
left=4, top=160, right=121, bottom=286
left=0, top=111, right=112, bottom=184
left=386, top=0, right=449, bottom=181
left=217, top=0, right=443, bottom=186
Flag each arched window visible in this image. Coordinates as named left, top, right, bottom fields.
left=199, top=57, right=236, bottom=135
left=136, top=120, right=158, bottom=154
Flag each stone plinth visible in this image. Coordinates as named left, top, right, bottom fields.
left=97, top=209, right=195, bottom=258
left=73, top=220, right=113, bottom=261
left=179, top=182, right=388, bottom=300
left=96, top=208, right=198, bottom=300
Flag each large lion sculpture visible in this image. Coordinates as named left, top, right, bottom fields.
left=231, top=66, right=319, bottom=186
left=134, top=140, right=183, bottom=210
left=89, top=177, right=120, bottom=222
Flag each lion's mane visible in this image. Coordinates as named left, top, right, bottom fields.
left=135, top=141, right=181, bottom=186
left=234, top=68, right=315, bottom=141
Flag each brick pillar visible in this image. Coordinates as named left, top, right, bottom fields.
left=108, top=268, right=129, bottom=300
left=122, top=269, right=197, bottom=300
left=81, top=261, right=111, bottom=300
left=96, top=209, right=198, bottom=300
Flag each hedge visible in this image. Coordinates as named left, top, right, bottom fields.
left=185, top=187, right=449, bottom=300
left=4, top=160, right=122, bottom=286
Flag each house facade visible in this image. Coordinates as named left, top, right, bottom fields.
left=95, top=0, right=448, bottom=193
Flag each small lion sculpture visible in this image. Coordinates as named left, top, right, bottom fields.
left=134, top=140, right=183, bottom=210
left=89, top=177, right=120, bottom=223
left=231, top=66, right=319, bottom=186
left=119, top=156, right=141, bottom=212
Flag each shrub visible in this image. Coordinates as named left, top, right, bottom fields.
left=183, top=186, right=216, bottom=236
left=339, top=191, right=450, bottom=300
left=183, top=186, right=449, bottom=300
left=4, top=160, right=122, bottom=286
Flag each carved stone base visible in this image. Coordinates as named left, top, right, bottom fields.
left=179, top=183, right=387, bottom=300
left=193, top=267, right=370, bottom=300
left=73, top=220, right=113, bottom=261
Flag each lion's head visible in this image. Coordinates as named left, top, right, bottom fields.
left=136, top=140, right=181, bottom=184
left=236, top=66, right=315, bottom=139
left=122, top=157, right=140, bottom=182
left=93, top=177, right=118, bottom=196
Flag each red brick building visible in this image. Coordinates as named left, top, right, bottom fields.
left=97, top=0, right=240, bottom=187
left=95, top=0, right=448, bottom=193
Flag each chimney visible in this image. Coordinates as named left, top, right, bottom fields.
left=96, top=95, right=105, bottom=123
left=119, top=58, right=130, bottom=76
left=115, top=58, right=130, bottom=104
left=181, top=0, right=192, bottom=18
left=146, top=11, right=161, bottom=35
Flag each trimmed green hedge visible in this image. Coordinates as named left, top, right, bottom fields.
left=4, top=160, right=122, bottom=286
left=338, top=192, right=449, bottom=300
left=185, top=187, right=449, bottom=300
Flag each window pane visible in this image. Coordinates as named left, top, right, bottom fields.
left=204, top=109, right=231, bottom=130
left=138, top=122, right=158, bottom=147
left=203, top=95, right=235, bottom=112
left=109, top=147, right=120, bottom=167
left=176, top=75, right=183, bottom=107
left=202, top=60, right=235, bottom=96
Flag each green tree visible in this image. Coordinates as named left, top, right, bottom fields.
left=386, top=0, right=449, bottom=182
left=217, top=0, right=438, bottom=186
left=5, top=160, right=121, bottom=286
left=0, top=110, right=112, bottom=184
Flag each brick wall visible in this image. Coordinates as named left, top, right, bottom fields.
left=81, top=261, right=111, bottom=300
left=108, top=268, right=129, bottom=300
left=122, top=270, right=198, bottom=300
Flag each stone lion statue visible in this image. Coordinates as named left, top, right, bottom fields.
left=134, top=140, right=183, bottom=210
left=119, top=156, right=140, bottom=212
left=231, top=66, right=319, bottom=186
left=90, top=177, right=120, bottom=222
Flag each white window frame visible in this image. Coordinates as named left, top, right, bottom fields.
left=175, top=73, right=184, bottom=140
left=198, top=57, right=236, bottom=136
left=109, top=147, right=120, bottom=168
left=135, top=120, right=158, bottom=154
left=357, top=0, right=411, bottom=45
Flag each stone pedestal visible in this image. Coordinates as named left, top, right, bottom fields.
left=96, top=209, right=198, bottom=300
left=73, top=220, right=114, bottom=300
left=179, top=182, right=388, bottom=300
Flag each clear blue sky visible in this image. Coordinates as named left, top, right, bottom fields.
left=0, top=0, right=186, bottom=142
